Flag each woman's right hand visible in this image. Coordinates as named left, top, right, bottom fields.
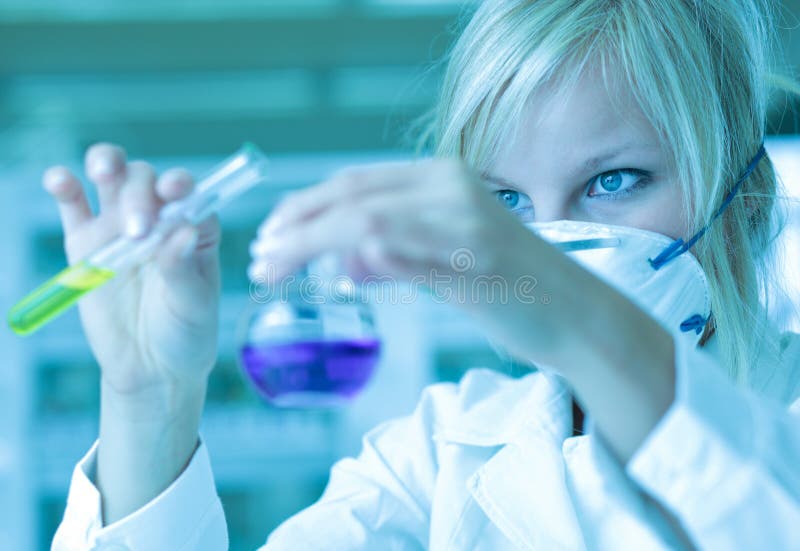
left=44, top=142, right=220, bottom=394
left=43, top=143, right=221, bottom=523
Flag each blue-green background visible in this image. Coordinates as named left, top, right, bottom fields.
left=0, top=1, right=797, bottom=549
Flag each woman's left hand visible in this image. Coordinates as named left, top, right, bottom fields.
left=249, top=159, right=531, bottom=293
left=250, top=158, right=574, bottom=364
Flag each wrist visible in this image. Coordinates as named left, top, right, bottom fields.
left=467, top=232, right=588, bottom=366
left=97, top=378, right=207, bottom=524
left=100, top=376, right=207, bottom=425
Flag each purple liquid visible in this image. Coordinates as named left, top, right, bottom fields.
left=240, top=338, right=381, bottom=407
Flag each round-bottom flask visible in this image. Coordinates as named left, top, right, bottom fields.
left=238, top=257, right=380, bottom=407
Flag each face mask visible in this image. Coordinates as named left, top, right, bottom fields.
left=525, top=219, right=712, bottom=346
left=522, top=144, right=767, bottom=347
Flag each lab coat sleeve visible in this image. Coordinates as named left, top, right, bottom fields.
left=262, top=386, right=445, bottom=550
left=626, top=336, right=800, bottom=550
left=51, top=439, right=228, bottom=551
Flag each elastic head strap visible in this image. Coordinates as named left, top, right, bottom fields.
left=648, top=144, right=767, bottom=271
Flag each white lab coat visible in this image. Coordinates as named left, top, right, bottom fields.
left=52, top=320, right=800, bottom=550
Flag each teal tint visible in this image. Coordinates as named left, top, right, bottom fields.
left=0, top=3, right=474, bottom=550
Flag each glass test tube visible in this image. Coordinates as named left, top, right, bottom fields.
left=8, top=143, right=270, bottom=336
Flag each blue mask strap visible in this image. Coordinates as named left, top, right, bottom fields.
left=680, top=312, right=711, bottom=335
left=648, top=144, right=766, bottom=271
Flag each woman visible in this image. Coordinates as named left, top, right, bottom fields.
left=50, top=0, right=799, bottom=549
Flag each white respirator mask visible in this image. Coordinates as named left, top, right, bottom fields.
left=523, top=144, right=766, bottom=347
left=525, top=219, right=711, bottom=346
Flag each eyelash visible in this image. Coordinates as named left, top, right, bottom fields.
left=490, top=168, right=652, bottom=218
left=585, top=169, right=652, bottom=201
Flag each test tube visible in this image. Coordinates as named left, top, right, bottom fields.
left=8, top=143, right=270, bottom=336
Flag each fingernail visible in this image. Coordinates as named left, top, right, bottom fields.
left=258, top=216, right=283, bottom=238
left=248, top=261, right=283, bottom=283
left=125, top=212, right=150, bottom=238
left=90, top=156, right=116, bottom=179
left=181, top=229, right=199, bottom=259
left=43, top=167, right=69, bottom=193
left=247, top=261, right=270, bottom=281
left=249, top=236, right=281, bottom=258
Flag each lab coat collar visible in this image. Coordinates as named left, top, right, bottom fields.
left=433, top=368, right=584, bottom=549
left=432, top=368, right=572, bottom=447
left=465, top=430, right=587, bottom=550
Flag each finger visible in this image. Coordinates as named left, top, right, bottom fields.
left=42, top=166, right=92, bottom=235
left=249, top=213, right=368, bottom=282
left=259, top=162, right=413, bottom=237
left=85, top=143, right=127, bottom=214
left=157, top=225, right=199, bottom=274
left=357, top=235, right=416, bottom=277
left=192, top=215, right=222, bottom=267
left=119, top=161, right=159, bottom=238
left=156, top=220, right=220, bottom=315
left=155, top=225, right=206, bottom=315
left=157, top=216, right=220, bottom=277
left=250, top=192, right=425, bottom=281
left=156, top=168, right=194, bottom=202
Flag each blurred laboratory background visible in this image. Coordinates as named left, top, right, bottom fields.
left=0, top=1, right=798, bottom=549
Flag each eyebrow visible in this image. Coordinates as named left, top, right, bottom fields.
left=481, top=174, right=517, bottom=188
left=482, top=143, right=661, bottom=188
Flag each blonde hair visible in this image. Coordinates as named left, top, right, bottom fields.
left=430, top=0, right=796, bottom=385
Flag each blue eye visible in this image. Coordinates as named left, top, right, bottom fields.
left=496, top=189, right=520, bottom=208
left=587, top=169, right=650, bottom=198
left=494, top=189, right=533, bottom=216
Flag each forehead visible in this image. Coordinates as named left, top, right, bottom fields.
left=490, top=66, right=663, bottom=171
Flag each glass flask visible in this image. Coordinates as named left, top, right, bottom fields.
left=238, top=255, right=381, bottom=408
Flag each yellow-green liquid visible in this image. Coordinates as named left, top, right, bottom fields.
left=8, top=261, right=115, bottom=335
